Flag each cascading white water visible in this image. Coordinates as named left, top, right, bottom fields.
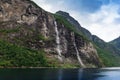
left=73, top=33, right=85, bottom=67
left=54, top=21, right=62, bottom=61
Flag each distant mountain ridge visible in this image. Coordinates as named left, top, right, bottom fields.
left=109, top=36, right=120, bottom=49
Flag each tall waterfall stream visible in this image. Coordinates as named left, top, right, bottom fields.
left=73, top=33, right=85, bottom=67
left=54, top=21, right=63, bottom=61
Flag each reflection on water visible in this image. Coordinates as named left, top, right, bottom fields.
left=78, top=69, right=83, bottom=80
left=58, top=69, right=63, bottom=80
left=0, top=68, right=120, bottom=80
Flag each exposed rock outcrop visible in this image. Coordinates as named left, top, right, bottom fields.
left=0, top=0, right=103, bottom=67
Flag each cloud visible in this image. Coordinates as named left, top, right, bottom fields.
left=32, top=0, right=120, bottom=42
left=32, top=0, right=67, bottom=12
left=62, top=0, right=104, bottom=13
left=77, top=3, right=120, bottom=42
left=32, top=0, right=53, bottom=12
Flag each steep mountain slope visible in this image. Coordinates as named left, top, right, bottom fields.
left=56, top=11, right=120, bottom=66
left=92, top=35, right=120, bottom=66
left=0, top=0, right=102, bottom=68
left=56, top=11, right=93, bottom=41
left=109, top=36, right=120, bottom=49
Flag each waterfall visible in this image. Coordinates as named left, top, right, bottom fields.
left=54, top=21, right=62, bottom=61
left=73, top=33, right=85, bottom=67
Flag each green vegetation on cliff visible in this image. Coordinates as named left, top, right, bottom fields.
left=96, top=47, right=120, bottom=66
left=54, top=13, right=120, bottom=67
left=54, top=14, right=89, bottom=42
left=0, top=40, right=48, bottom=67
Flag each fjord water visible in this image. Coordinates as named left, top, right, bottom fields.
left=0, top=68, right=120, bottom=80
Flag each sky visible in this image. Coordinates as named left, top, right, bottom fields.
left=32, top=0, right=120, bottom=42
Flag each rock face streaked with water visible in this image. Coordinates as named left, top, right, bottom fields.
left=0, top=0, right=105, bottom=68
left=54, top=21, right=62, bottom=62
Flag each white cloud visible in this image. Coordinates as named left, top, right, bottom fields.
left=70, top=3, right=120, bottom=42
left=86, top=3, right=120, bottom=42
left=32, top=0, right=120, bottom=42
left=32, top=0, right=67, bottom=12
left=32, top=0, right=53, bottom=12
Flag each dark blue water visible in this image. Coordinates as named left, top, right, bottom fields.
left=0, top=68, right=120, bottom=80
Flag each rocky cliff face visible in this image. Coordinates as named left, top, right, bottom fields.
left=53, top=19, right=102, bottom=67
left=56, top=11, right=120, bottom=66
left=0, top=0, right=102, bottom=67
